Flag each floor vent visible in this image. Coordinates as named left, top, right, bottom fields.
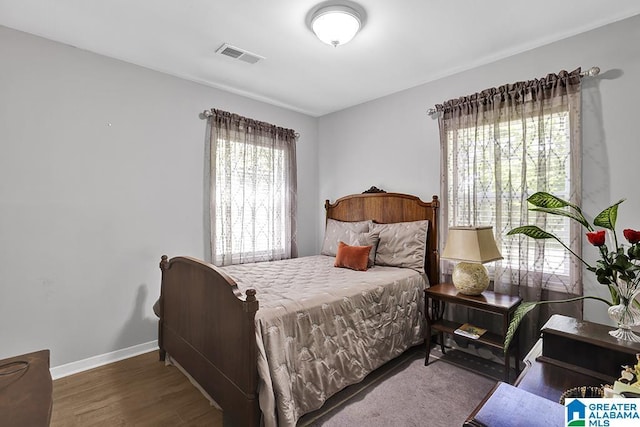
left=216, top=43, right=264, bottom=64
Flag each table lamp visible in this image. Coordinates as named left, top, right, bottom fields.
left=441, top=226, right=503, bottom=295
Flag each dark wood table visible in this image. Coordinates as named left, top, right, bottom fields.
left=424, top=283, right=522, bottom=382
left=0, top=349, right=53, bottom=426
left=516, top=314, right=640, bottom=401
left=465, top=314, right=640, bottom=426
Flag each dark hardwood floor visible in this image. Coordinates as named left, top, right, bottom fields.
left=51, top=351, right=222, bottom=426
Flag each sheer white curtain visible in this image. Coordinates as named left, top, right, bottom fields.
left=208, top=109, right=297, bottom=266
left=437, top=69, right=583, bottom=350
left=439, top=69, right=582, bottom=294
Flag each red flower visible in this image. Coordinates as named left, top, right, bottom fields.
left=586, top=230, right=606, bottom=246
left=624, top=229, right=640, bottom=244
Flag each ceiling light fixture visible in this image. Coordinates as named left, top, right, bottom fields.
left=308, top=2, right=365, bottom=47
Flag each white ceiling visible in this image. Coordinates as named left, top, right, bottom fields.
left=2, top=1, right=640, bottom=117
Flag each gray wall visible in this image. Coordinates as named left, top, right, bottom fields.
left=0, top=26, right=319, bottom=366
left=2, top=13, right=639, bottom=367
left=318, top=14, right=640, bottom=326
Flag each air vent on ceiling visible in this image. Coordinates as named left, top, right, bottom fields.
left=216, top=43, right=264, bottom=64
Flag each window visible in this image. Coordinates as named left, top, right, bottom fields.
left=437, top=69, right=582, bottom=295
left=213, top=138, right=287, bottom=263
left=446, top=109, right=573, bottom=289
left=207, top=109, right=297, bottom=266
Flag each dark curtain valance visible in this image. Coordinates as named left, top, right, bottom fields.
left=207, top=108, right=297, bottom=142
left=435, top=68, right=582, bottom=118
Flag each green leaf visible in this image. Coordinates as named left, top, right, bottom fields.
left=504, top=302, right=538, bottom=352
left=629, top=245, right=640, bottom=260
left=593, top=199, right=625, bottom=230
left=507, top=225, right=556, bottom=240
left=504, top=295, right=614, bottom=353
left=598, top=277, right=612, bottom=285
left=613, top=254, right=633, bottom=270
left=609, top=284, right=620, bottom=305
left=527, top=192, right=573, bottom=209
left=529, top=207, right=590, bottom=229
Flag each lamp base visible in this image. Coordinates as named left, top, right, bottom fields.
left=452, top=262, right=489, bottom=295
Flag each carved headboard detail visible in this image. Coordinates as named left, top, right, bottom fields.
left=362, top=186, right=387, bottom=194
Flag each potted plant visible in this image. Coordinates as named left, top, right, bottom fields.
left=504, top=192, right=640, bottom=351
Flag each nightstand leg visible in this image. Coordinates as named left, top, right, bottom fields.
left=434, top=300, right=446, bottom=354
left=503, top=313, right=512, bottom=382
left=425, top=328, right=432, bottom=366
left=504, top=350, right=510, bottom=382
left=513, top=326, right=520, bottom=377
left=425, top=294, right=433, bottom=365
left=515, top=342, right=520, bottom=376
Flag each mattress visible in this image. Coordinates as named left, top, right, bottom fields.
left=222, top=255, right=427, bottom=427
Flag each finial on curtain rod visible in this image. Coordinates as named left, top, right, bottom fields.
left=426, top=66, right=601, bottom=117
left=580, top=66, right=600, bottom=77
left=200, top=109, right=213, bottom=119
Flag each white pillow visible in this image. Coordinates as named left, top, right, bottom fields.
left=321, top=219, right=373, bottom=257
left=373, top=220, right=429, bottom=271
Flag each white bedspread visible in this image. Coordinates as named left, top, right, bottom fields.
left=222, top=255, right=427, bottom=427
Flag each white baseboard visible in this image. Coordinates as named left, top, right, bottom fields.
left=50, top=340, right=158, bottom=380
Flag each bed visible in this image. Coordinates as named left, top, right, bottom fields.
left=156, top=189, right=439, bottom=426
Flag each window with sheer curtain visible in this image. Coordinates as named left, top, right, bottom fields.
left=438, top=69, right=583, bottom=295
left=207, top=109, right=298, bottom=266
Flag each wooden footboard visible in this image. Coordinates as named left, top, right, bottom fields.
left=158, top=255, right=260, bottom=427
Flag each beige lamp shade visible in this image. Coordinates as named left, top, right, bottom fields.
left=441, top=226, right=503, bottom=264
left=442, top=226, right=503, bottom=295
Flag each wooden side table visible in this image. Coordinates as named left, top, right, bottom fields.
left=424, top=283, right=522, bottom=382
left=0, top=349, right=53, bottom=426
left=466, top=314, right=640, bottom=426
left=515, top=314, right=640, bottom=402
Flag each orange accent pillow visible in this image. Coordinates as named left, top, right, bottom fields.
left=334, top=241, right=373, bottom=271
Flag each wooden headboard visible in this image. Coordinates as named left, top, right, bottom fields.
left=325, top=187, right=440, bottom=285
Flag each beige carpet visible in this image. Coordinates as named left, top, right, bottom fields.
left=298, top=346, right=497, bottom=427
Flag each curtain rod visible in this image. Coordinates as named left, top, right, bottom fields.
left=426, top=66, right=600, bottom=117
left=199, top=109, right=301, bottom=138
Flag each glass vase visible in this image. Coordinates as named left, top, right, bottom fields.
left=607, top=278, right=640, bottom=342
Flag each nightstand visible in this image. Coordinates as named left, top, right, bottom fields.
left=424, top=283, right=522, bottom=382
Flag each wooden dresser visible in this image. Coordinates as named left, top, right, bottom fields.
left=516, top=314, right=640, bottom=401
left=465, top=315, right=640, bottom=426
left=0, top=349, right=53, bottom=426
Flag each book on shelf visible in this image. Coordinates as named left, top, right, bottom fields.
left=454, top=323, right=487, bottom=339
